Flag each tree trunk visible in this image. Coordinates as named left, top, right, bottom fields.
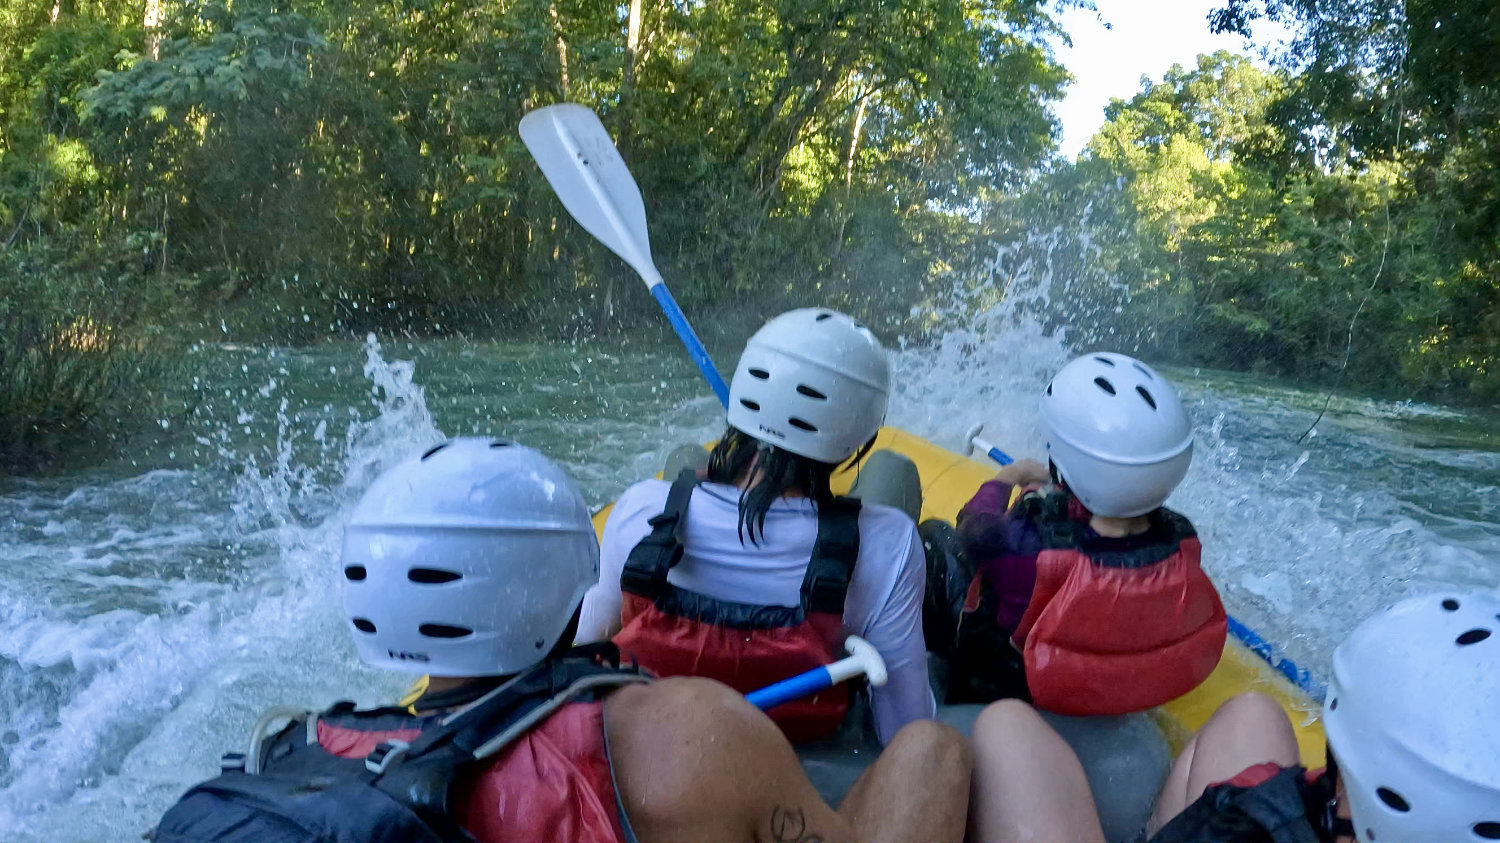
left=832, top=87, right=870, bottom=259
left=844, top=88, right=869, bottom=193
left=548, top=2, right=569, bottom=96
left=143, top=0, right=163, bottom=59
left=618, top=0, right=644, bottom=161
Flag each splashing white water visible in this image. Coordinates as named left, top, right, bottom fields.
left=0, top=335, right=443, bottom=840
left=889, top=226, right=1498, bottom=678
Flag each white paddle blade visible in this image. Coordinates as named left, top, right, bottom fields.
left=519, top=104, right=663, bottom=287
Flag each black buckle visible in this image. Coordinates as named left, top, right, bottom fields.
left=364, top=740, right=410, bottom=775
left=220, top=752, right=246, bottom=773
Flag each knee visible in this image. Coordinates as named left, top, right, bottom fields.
left=971, top=698, right=1042, bottom=747
left=890, top=719, right=971, bottom=761
left=1189, top=691, right=1300, bottom=773
left=885, top=719, right=972, bottom=784
left=1211, top=692, right=1291, bottom=732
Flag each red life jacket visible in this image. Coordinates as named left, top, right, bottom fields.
left=316, top=702, right=627, bottom=843
left=613, top=468, right=861, bottom=743
left=1012, top=494, right=1227, bottom=716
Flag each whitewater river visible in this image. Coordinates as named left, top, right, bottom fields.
left=2, top=326, right=1497, bottom=841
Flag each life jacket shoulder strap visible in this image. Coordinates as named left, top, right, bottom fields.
left=388, top=646, right=648, bottom=768
left=363, top=650, right=649, bottom=836
left=621, top=468, right=702, bottom=598
left=238, top=699, right=436, bottom=778
left=801, top=496, right=861, bottom=615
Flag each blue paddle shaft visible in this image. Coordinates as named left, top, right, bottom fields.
left=986, top=446, right=1014, bottom=466
left=650, top=284, right=730, bottom=408
left=745, top=666, right=833, bottom=710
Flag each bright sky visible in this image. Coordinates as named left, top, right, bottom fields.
left=1051, top=0, right=1291, bottom=159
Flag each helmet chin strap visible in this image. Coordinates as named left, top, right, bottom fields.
left=1316, top=744, right=1358, bottom=841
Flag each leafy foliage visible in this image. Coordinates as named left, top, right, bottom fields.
left=4, top=0, right=1498, bottom=472
left=7, top=0, right=1074, bottom=334
left=1015, top=48, right=1498, bottom=399
left=0, top=238, right=182, bottom=471
left=1, top=0, right=1076, bottom=468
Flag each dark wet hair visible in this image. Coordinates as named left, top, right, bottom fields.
left=706, top=427, right=874, bottom=545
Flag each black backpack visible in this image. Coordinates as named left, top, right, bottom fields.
left=149, top=648, right=648, bottom=843
left=1148, top=764, right=1351, bottom=843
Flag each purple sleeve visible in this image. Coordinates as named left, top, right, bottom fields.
left=956, top=480, right=1018, bottom=559
left=956, top=481, right=1042, bottom=633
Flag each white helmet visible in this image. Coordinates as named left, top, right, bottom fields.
left=1323, top=592, right=1500, bottom=843
left=1041, top=352, right=1193, bottom=517
left=340, top=437, right=597, bottom=677
left=726, top=308, right=890, bottom=464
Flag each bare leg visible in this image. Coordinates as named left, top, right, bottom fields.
left=1148, top=692, right=1302, bottom=833
left=838, top=719, right=972, bottom=843
left=607, top=677, right=969, bottom=843
left=968, top=699, right=1106, bottom=843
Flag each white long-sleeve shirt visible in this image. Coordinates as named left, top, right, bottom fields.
left=577, top=478, right=936, bottom=744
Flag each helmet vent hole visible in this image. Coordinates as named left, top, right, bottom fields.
left=748, top=367, right=771, bottom=380
left=1134, top=362, right=1155, bottom=379
left=815, top=312, right=833, bottom=321
left=1456, top=628, right=1491, bottom=646
left=789, top=417, right=818, bottom=432
left=739, top=398, right=761, bottom=412
left=352, top=618, right=377, bottom=634
left=1443, top=598, right=1461, bottom=611
left=1376, top=788, right=1410, bottom=812
left=489, top=440, right=512, bottom=448
left=1328, top=697, right=1338, bottom=710
left=796, top=384, right=828, bottom=400
left=1046, top=383, right=1053, bottom=396
left=1136, top=386, right=1157, bottom=410
left=1094, top=356, right=1116, bottom=366
left=1093, top=377, right=1116, bottom=395
left=1474, top=822, right=1500, bottom=839
left=421, top=442, right=450, bottom=460
left=419, top=623, right=473, bottom=639
left=408, top=568, right=462, bottom=585
left=344, top=565, right=367, bottom=581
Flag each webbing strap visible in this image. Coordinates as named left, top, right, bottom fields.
left=620, top=468, right=701, bottom=598
left=369, top=649, right=647, bottom=770
left=800, top=496, right=861, bottom=615
left=354, top=650, right=646, bottom=843
left=1312, top=750, right=1356, bottom=840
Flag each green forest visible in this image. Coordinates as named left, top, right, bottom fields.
left=2, top=0, right=1497, bottom=470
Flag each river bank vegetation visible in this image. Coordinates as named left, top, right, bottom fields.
left=2, top=0, right=1497, bottom=470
